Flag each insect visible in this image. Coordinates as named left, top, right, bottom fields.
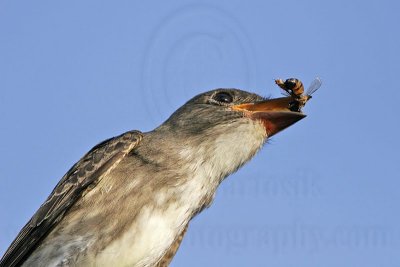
left=275, top=77, right=322, bottom=111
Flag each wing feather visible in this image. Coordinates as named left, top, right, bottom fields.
left=0, top=130, right=143, bottom=267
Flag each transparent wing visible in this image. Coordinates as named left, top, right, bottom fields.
left=306, top=77, right=322, bottom=96
left=280, top=89, right=291, bottom=97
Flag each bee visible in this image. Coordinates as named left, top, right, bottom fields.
left=275, top=77, right=322, bottom=111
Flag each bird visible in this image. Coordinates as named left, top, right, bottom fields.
left=0, top=88, right=306, bottom=267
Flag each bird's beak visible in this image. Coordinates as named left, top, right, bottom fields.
left=231, top=97, right=306, bottom=137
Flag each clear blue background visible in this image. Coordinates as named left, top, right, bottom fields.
left=1, top=1, right=399, bottom=266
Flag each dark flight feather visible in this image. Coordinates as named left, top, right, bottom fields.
left=0, top=130, right=143, bottom=267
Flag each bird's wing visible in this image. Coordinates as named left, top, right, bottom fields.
left=0, top=130, right=143, bottom=267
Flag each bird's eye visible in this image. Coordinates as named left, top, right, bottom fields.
left=213, top=92, right=233, bottom=103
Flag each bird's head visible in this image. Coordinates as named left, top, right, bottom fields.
left=159, top=88, right=305, bottom=140
left=150, top=88, right=306, bottom=187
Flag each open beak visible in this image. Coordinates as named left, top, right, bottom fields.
left=231, top=97, right=306, bottom=137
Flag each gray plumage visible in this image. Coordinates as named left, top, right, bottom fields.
left=0, top=89, right=304, bottom=267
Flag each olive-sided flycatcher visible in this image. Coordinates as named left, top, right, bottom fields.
left=1, top=88, right=306, bottom=267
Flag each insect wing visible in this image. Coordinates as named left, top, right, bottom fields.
left=306, top=77, right=322, bottom=96
left=280, top=88, right=291, bottom=97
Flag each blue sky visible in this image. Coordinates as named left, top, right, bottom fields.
left=1, top=1, right=399, bottom=266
